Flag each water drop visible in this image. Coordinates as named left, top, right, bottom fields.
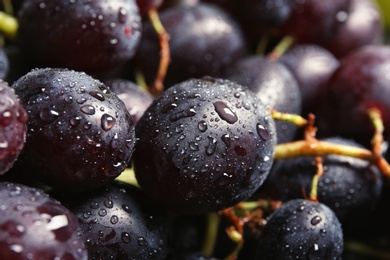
left=221, top=134, right=231, bottom=148
left=118, top=7, right=128, bottom=23
left=104, top=199, right=113, bottom=208
left=310, top=215, right=322, bottom=226
left=213, top=101, right=238, bottom=124
left=98, top=209, right=107, bottom=216
left=80, top=105, right=95, bottom=115
left=101, top=114, right=116, bottom=131
left=110, top=215, right=119, bottom=225
left=257, top=123, right=269, bottom=140
left=198, top=120, right=208, bottom=132
left=64, top=96, right=73, bottom=104
left=122, top=232, right=131, bottom=243
left=205, top=136, right=217, bottom=155
left=170, top=108, right=196, bottom=121
left=39, top=108, right=59, bottom=123
left=89, top=91, right=105, bottom=101
left=138, top=237, right=147, bottom=246
left=69, top=116, right=81, bottom=127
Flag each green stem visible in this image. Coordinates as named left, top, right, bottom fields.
left=202, top=212, right=220, bottom=257
left=0, top=11, right=18, bottom=39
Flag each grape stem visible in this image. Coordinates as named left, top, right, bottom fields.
left=271, top=109, right=390, bottom=180
left=267, top=35, right=295, bottom=61
left=147, top=8, right=171, bottom=97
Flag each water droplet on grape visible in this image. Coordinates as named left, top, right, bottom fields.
left=39, top=107, right=59, bottom=123
left=110, top=215, right=119, bottom=225
left=80, top=105, right=95, bottom=115
left=257, top=123, right=269, bottom=140
left=69, top=116, right=81, bottom=127
left=89, top=91, right=105, bottom=101
left=118, top=7, right=128, bottom=23
left=101, top=114, right=116, bottom=131
left=198, top=120, right=208, bottom=132
left=205, top=136, right=217, bottom=155
left=122, top=232, right=131, bottom=243
left=213, top=101, right=238, bottom=124
left=170, top=108, right=196, bottom=121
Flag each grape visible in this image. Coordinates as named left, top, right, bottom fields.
left=16, top=0, right=142, bottom=73
left=322, top=0, right=384, bottom=59
left=316, top=44, right=390, bottom=146
left=279, top=0, right=352, bottom=45
left=278, top=44, right=340, bottom=116
left=261, top=137, right=383, bottom=223
left=0, top=181, right=88, bottom=260
left=0, top=80, right=27, bottom=176
left=227, top=55, right=302, bottom=143
left=256, top=198, right=344, bottom=259
left=134, top=3, right=247, bottom=88
left=9, top=68, right=136, bottom=192
left=103, top=78, right=154, bottom=125
left=52, top=180, right=172, bottom=259
left=133, top=77, right=276, bottom=214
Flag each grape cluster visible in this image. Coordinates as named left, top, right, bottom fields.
left=0, top=0, right=389, bottom=259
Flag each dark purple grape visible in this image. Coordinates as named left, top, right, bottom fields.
left=261, top=137, right=383, bottom=223
left=256, top=199, right=344, bottom=259
left=322, top=0, right=384, bottom=59
left=52, top=180, right=172, bottom=259
left=316, top=45, right=390, bottom=146
left=0, top=80, right=27, bottom=175
left=278, top=44, right=340, bottom=116
left=279, top=0, right=352, bottom=46
left=0, top=181, right=88, bottom=260
left=104, top=78, right=154, bottom=125
left=227, top=55, right=302, bottom=143
left=134, top=3, right=247, bottom=88
left=10, top=68, right=136, bottom=192
left=133, top=77, right=277, bottom=214
left=17, top=0, right=142, bottom=73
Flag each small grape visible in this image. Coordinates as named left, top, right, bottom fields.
left=256, top=199, right=344, bottom=259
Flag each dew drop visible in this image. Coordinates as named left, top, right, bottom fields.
left=170, top=108, right=196, bottom=121
left=69, top=116, right=81, bottom=127
left=64, top=96, right=73, bottom=104
left=98, top=209, right=107, bottom=216
left=221, top=134, right=231, bottom=148
left=138, top=237, right=147, bottom=246
left=39, top=108, right=59, bottom=123
left=118, top=7, right=128, bottom=23
left=310, top=215, right=322, bottom=226
left=198, top=120, right=208, bottom=132
left=110, top=215, right=119, bottom=225
left=257, top=123, right=269, bottom=140
left=80, top=105, right=95, bottom=115
left=104, top=199, right=114, bottom=208
left=122, top=232, right=131, bottom=243
left=213, top=101, right=238, bottom=124
left=101, top=114, right=116, bottom=131
left=89, top=91, right=105, bottom=101
left=206, top=136, right=217, bottom=155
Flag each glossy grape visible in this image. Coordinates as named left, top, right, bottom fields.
left=256, top=198, right=344, bottom=259
left=10, top=68, right=136, bottom=192
left=52, top=180, right=172, bottom=259
left=133, top=77, right=276, bottom=214
left=17, top=0, right=142, bottom=73
left=0, top=182, right=88, bottom=260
